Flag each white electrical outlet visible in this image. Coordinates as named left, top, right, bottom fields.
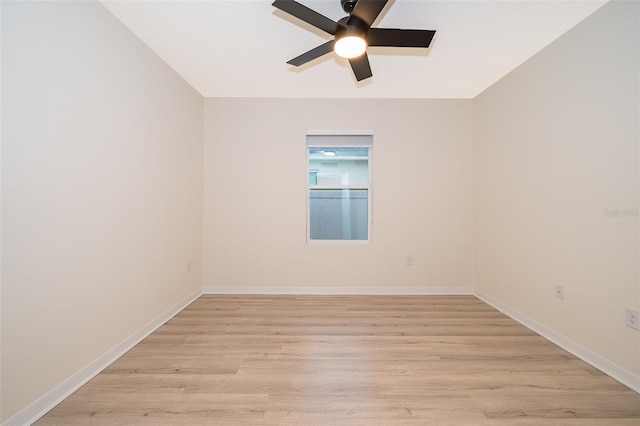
left=406, top=256, right=413, bottom=266
left=555, top=285, right=564, bottom=300
left=187, top=260, right=192, bottom=273
left=625, top=308, right=640, bottom=331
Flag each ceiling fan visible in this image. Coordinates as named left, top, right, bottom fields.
left=272, top=0, right=436, bottom=81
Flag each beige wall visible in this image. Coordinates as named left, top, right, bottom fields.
left=0, top=2, right=3, bottom=420
left=203, top=98, right=473, bottom=290
left=473, top=0, right=639, bottom=375
left=1, top=1, right=203, bottom=420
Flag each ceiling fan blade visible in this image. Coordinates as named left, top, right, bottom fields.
left=367, top=28, right=436, bottom=48
left=287, top=40, right=335, bottom=66
left=348, top=0, right=388, bottom=27
left=272, top=0, right=338, bottom=35
left=348, top=53, right=373, bottom=81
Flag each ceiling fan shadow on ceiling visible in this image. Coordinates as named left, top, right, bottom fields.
left=272, top=0, right=436, bottom=82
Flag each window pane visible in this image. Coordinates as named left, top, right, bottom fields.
left=308, top=147, right=369, bottom=186
left=309, top=189, right=368, bottom=240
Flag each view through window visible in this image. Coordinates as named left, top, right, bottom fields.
left=307, top=134, right=372, bottom=241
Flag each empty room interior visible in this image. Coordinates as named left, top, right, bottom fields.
left=1, top=0, right=639, bottom=424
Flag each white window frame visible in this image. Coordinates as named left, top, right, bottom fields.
left=306, top=130, right=373, bottom=243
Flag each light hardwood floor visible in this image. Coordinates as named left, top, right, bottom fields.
left=37, top=295, right=640, bottom=425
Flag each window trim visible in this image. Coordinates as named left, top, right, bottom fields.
left=306, top=132, right=373, bottom=243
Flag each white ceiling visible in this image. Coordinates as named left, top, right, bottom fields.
left=101, top=0, right=607, bottom=98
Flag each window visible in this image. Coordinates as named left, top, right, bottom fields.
left=307, top=133, right=372, bottom=241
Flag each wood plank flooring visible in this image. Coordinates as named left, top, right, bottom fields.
left=36, top=295, right=640, bottom=425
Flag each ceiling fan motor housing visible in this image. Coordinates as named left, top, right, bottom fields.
left=336, top=15, right=368, bottom=39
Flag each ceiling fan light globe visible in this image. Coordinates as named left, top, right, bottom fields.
left=334, top=36, right=367, bottom=59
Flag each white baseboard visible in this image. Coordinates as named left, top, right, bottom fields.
left=202, top=285, right=474, bottom=295
left=3, top=288, right=203, bottom=426
left=475, top=290, right=640, bottom=394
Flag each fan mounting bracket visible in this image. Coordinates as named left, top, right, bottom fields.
left=341, top=0, right=358, bottom=13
